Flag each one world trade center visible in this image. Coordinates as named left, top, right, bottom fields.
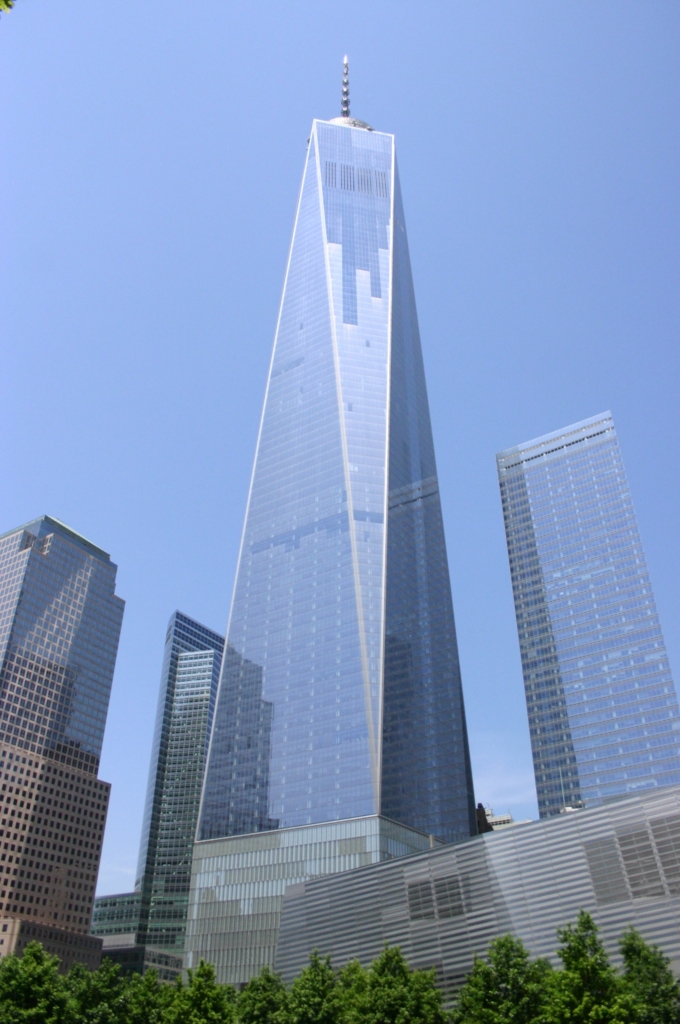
left=186, top=63, right=476, bottom=983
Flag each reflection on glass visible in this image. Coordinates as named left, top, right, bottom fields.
left=498, top=413, right=680, bottom=817
left=200, top=118, right=476, bottom=845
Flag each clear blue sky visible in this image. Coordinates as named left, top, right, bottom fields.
left=1, top=2, right=678, bottom=896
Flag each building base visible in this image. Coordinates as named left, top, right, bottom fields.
left=100, top=933, right=183, bottom=981
left=185, top=815, right=439, bottom=985
left=0, top=917, right=102, bottom=972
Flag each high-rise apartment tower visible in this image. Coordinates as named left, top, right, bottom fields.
left=186, top=65, right=476, bottom=984
left=497, top=413, right=680, bottom=818
left=0, top=516, right=124, bottom=970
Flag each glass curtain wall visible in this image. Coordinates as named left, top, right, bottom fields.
left=136, top=612, right=223, bottom=951
left=497, top=413, right=680, bottom=817
left=199, top=117, right=475, bottom=846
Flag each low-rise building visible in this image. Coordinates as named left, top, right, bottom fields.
left=277, top=785, right=680, bottom=998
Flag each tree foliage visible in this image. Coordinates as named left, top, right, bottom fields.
left=0, top=916, right=678, bottom=1024
left=451, top=933, right=553, bottom=1024
left=0, top=1, right=15, bottom=14
left=0, top=942, right=76, bottom=1024
left=347, top=945, right=448, bottom=1024
left=236, top=964, right=287, bottom=1024
left=619, top=928, right=680, bottom=1024
left=453, top=912, right=680, bottom=1024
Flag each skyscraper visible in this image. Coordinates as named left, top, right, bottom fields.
left=0, top=515, right=124, bottom=970
left=186, top=64, right=475, bottom=983
left=497, top=413, right=680, bottom=819
left=134, top=612, right=223, bottom=956
left=92, top=611, right=221, bottom=975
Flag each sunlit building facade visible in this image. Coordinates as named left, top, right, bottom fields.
left=497, top=413, right=680, bottom=818
left=0, top=515, right=124, bottom=970
left=187, top=78, right=476, bottom=983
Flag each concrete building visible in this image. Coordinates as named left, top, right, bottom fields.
left=484, top=807, right=531, bottom=830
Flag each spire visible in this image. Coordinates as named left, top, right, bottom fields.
left=329, top=56, right=372, bottom=130
left=341, top=55, right=350, bottom=118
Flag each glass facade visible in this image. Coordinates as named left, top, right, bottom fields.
left=497, top=413, right=680, bottom=818
left=0, top=515, right=122, bottom=945
left=0, top=517, right=124, bottom=773
left=185, top=815, right=437, bottom=984
left=135, top=612, right=223, bottom=955
left=199, top=117, right=475, bottom=847
left=91, top=891, right=142, bottom=939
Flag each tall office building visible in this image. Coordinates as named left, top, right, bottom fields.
left=136, top=612, right=223, bottom=955
left=92, top=611, right=223, bottom=974
left=497, top=413, right=680, bottom=819
left=186, top=65, right=475, bottom=983
left=0, top=516, right=124, bottom=970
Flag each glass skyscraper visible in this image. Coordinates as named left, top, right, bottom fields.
left=0, top=515, right=124, bottom=969
left=497, top=413, right=680, bottom=818
left=186, top=76, right=476, bottom=983
left=199, top=107, right=475, bottom=848
left=134, top=612, right=223, bottom=955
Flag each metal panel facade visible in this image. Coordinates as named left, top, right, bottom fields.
left=277, top=787, right=680, bottom=994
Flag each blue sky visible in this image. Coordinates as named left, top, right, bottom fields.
left=1, top=2, right=678, bottom=896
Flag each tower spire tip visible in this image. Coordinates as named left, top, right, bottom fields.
left=341, top=54, right=350, bottom=119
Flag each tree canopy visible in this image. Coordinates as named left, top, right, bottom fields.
left=0, top=914, right=677, bottom=1024
left=452, top=911, right=680, bottom=1024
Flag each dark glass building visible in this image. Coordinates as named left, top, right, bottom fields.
left=186, top=70, right=476, bottom=984
left=134, top=612, right=223, bottom=955
left=497, top=413, right=680, bottom=818
left=90, top=891, right=142, bottom=939
left=0, top=515, right=124, bottom=968
left=92, top=613, right=222, bottom=965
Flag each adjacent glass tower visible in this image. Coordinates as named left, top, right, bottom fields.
left=135, top=612, right=223, bottom=955
left=198, top=110, right=475, bottom=850
left=497, top=413, right=680, bottom=818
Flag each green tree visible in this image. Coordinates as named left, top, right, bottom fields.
left=0, top=941, right=77, bottom=1024
left=549, top=910, right=631, bottom=1024
left=452, top=933, right=553, bottom=1024
left=117, top=967, right=176, bottom=1024
left=346, top=945, right=448, bottom=1024
left=237, top=965, right=288, bottom=1024
left=280, top=951, right=342, bottom=1024
left=337, top=958, right=368, bottom=1011
left=66, top=958, right=126, bottom=1024
left=0, top=1, right=14, bottom=12
left=166, top=959, right=236, bottom=1024
left=619, top=929, right=680, bottom=1024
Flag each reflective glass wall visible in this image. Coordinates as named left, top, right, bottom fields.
left=136, top=612, right=223, bottom=951
left=199, top=118, right=475, bottom=845
left=497, top=413, right=680, bottom=817
left=0, top=516, right=124, bottom=773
